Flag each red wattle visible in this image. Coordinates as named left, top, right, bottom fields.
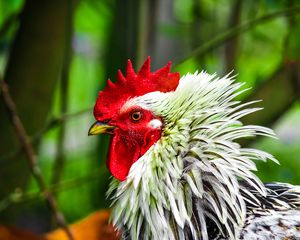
left=106, top=128, right=161, bottom=181
left=107, top=134, right=140, bottom=181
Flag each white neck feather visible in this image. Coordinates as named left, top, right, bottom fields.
left=108, top=72, right=277, bottom=240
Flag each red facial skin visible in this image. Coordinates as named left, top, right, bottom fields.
left=93, top=57, right=180, bottom=181
left=104, top=107, right=162, bottom=181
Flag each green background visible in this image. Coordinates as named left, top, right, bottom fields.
left=0, top=0, right=299, bottom=234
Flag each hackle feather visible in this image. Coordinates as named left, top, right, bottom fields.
left=106, top=72, right=286, bottom=240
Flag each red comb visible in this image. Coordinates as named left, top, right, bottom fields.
left=94, top=57, right=180, bottom=120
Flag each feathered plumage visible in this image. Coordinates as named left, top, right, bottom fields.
left=90, top=58, right=300, bottom=240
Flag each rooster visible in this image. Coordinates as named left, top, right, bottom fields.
left=89, top=57, right=300, bottom=240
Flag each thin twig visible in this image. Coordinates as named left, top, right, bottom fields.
left=35, top=108, right=92, bottom=144
left=3, top=5, right=299, bottom=165
left=174, top=5, right=300, bottom=67
left=0, top=80, right=74, bottom=240
left=0, top=168, right=104, bottom=211
left=0, top=108, right=92, bottom=164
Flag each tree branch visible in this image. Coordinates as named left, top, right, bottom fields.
left=175, top=5, right=300, bottom=67
left=0, top=108, right=92, bottom=164
left=4, top=4, right=299, bottom=166
left=0, top=80, right=74, bottom=240
left=0, top=168, right=103, bottom=212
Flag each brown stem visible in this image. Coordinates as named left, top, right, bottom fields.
left=0, top=80, right=74, bottom=240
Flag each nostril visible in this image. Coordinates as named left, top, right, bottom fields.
left=102, top=119, right=111, bottom=124
left=96, top=118, right=111, bottom=124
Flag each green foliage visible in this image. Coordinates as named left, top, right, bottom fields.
left=0, top=0, right=300, bottom=232
left=255, top=103, right=300, bottom=184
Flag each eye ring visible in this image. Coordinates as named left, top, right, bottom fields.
left=130, top=111, right=143, bottom=122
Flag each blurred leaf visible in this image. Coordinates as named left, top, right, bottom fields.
left=46, top=210, right=119, bottom=240
left=0, top=210, right=119, bottom=240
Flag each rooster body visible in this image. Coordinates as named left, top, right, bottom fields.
left=89, top=58, right=300, bottom=240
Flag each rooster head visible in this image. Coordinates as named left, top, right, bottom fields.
left=89, top=57, right=180, bottom=181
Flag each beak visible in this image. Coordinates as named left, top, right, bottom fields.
left=88, top=121, right=115, bottom=136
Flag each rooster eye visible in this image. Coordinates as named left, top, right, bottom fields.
left=130, top=111, right=142, bottom=121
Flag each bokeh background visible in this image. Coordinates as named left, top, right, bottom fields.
left=0, top=0, right=300, bottom=236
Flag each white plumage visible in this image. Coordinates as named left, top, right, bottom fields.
left=107, top=72, right=300, bottom=239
